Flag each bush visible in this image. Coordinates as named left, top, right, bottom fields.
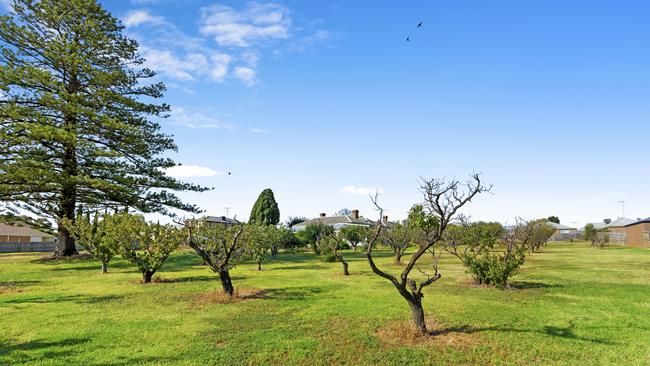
left=462, top=249, right=526, bottom=289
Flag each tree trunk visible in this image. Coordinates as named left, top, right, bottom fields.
left=257, top=261, right=262, bottom=271
left=101, top=261, right=108, bottom=274
left=142, top=271, right=154, bottom=283
left=56, top=228, right=78, bottom=256
left=342, top=260, right=349, bottom=276
left=56, top=114, right=79, bottom=257
left=408, top=297, right=427, bottom=335
left=271, top=245, right=278, bottom=260
left=395, top=254, right=402, bottom=265
left=219, top=270, right=234, bottom=296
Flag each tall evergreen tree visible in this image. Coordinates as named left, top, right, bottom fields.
left=249, top=189, right=280, bottom=226
left=0, top=0, right=208, bottom=256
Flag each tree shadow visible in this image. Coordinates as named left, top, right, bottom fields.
left=0, top=294, right=123, bottom=305
left=0, top=337, right=89, bottom=359
left=271, top=264, right=327, bottom=271
left=430, top=322, right=616, bottom=345
left=258, top=286, right=325, bottom=301
left=509, top=281, right=563, bottom=289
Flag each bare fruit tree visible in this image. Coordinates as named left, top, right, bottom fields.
left=366, top=174, right=490, bottom=335
left=182, top=220, right=246, bottom=296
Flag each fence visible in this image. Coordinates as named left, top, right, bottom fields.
left=0, top=242, right=83, bottom=253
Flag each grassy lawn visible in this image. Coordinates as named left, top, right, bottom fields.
left=1, top=242, right=649, bottom=365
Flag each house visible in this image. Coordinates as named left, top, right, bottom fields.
left=607, top=217, right=650, bottom=247
left=0, top=223, right=56, bottom=243
left=191, top=216, right=240, bottom=228
left=291, top=210, right=378, bottom=232
left=548, top=222, right=578, bottom=241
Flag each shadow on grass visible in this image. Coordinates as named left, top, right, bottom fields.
left=0, top=337, right=89, bottom=359
left=272, top=264, right=327, bottom=271
left=509, top=281, right=563, bottom=289
left=263, top=286, right=326, bottom=300
left=431, top=321, right=616, bottom=345
left=0, top=293, right=123, bottom=305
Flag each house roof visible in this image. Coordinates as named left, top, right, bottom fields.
left=547, top=222, right=577, bottom=230
left=0, top=223, right=54, bottom=237
left=203, top=216, right=240, bottom=225
left=603, top=217, right=636, bottom=228
left=293, top=215, right=375, bottom=228
left=625, top=217, right=650, bottom=227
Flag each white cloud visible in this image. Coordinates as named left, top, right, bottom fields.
left=200, top=3, right=291, bottom=47
left=123, top=10, right=167, bottom=27
left=166, top=164, right=221, bottom=178
left=250, top=128, right=267, bottom=134
left=340, top=186, right=382, bottom=196
left=233, top=66, right=256, bottom=85
left=141, top=46, right=231, bottom=82
left=168, top=107, right=236, bottom=129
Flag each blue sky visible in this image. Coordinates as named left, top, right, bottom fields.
left=6, top=1, right=650, bottom=226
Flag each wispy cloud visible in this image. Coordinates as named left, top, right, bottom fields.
left=168, top=107, right=236, bottom=129
left=340, top=186, right=382, bottom=196
left=199, top=3, right=291, bottom=47
left=250, top=128, right=267, bottom=134
left=166, top=164, right=222, bottom=178
left=140, top=46, right=232, bottom=82
left=123, top=10, right=167, bottom=27
left=233, top=66, right=256, bottom=85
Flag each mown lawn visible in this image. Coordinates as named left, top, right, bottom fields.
left=1, top=242, right=649, bottom=365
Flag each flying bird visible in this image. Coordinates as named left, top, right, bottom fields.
left=406, top=36, right=410, bottom=42
left=417, top=22, right=423, bottom=28
left=228, top=171, right=231, bottom=175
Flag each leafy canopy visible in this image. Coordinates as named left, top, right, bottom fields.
left=0, top=0, right=208, bottom=228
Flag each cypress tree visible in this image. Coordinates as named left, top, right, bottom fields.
left=249, top=189, right=280, bottom=226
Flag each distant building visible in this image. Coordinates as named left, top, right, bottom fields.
left=0, top=223, right=56, bottom=243
left=292, top=209, right=378, bottom=232
left=582, top=218, right=637, bottom=245
left=191, top=216, right=240, bottom=228
left=548, top=222, right=578, bottom=241
left=607, top=217, right=650, bottom=247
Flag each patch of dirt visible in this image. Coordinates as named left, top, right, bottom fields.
left=193, top=288, right=267, bottom=304
left=375, top=320, right=480, bottom=349
left=0, top=283, right=24, bottom=296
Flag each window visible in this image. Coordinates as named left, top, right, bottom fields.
left=644, top=232, right=650, bottom=242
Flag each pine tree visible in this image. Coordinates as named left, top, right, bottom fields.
left=249, top=189, right=280, bottom=226
left=0, top=0, right=208, bottom=256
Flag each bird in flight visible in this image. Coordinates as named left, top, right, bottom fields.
left=417, top=22, right=423, bottom=28
left=228, top=171, right=231, bottom=175
left=406, top=36, right=410, bottom=42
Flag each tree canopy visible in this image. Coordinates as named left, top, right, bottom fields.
left=0, top=0, right=208, bottom=255
left=249, top=189, right=280, bottom=226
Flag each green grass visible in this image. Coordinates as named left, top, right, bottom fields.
left=1, top=242, right=649, bottom=365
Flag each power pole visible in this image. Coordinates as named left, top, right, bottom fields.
left=224, top=207, right=231, bottom=217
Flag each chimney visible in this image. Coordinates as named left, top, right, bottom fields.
left=382, top=215, right=388, bottom=224
left=351, top=209, right=359, bottom=219
left=320, top=213, right=326, bottom=218
left=604, top=218, right=611, bottom=224
left=221, top=216, right=226, bottom=220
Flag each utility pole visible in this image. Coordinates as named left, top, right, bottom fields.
left=224, top=207, right=230, bottom=217
left=617, top=201, right=625, bottom=218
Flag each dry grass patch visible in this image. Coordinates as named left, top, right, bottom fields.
left=376, top=320, right=480, bottom=349
left=0, top=284, right=23, bottom=296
